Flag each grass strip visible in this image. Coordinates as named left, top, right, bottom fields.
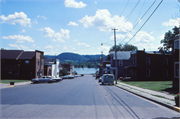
left=118, top=80, right=172, bottom=92
left=0, top=79, right=30, bottom=84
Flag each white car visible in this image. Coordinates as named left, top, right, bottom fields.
left=52, top=76, right=62, bottom=82
left=31, top=76, right=55, bottom=83
left=101, top=74, right=114, bottom=85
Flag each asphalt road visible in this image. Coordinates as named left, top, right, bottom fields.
left=1, top=75, right=179, bottom=119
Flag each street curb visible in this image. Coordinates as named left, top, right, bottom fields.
left=0, top=82, right=32, bottom=89
left=115, top=84, right=180, bottom=113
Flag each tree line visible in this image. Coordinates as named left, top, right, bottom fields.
left=63, top=61, right=100, bottom=68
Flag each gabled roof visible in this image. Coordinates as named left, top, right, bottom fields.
left=110, top=51, right=131, bottom=60
left=1, top=50, right=23, bottom=59
left=19, top=51, right=35, bottom=59
left=1, top=50, right=39, bottom=60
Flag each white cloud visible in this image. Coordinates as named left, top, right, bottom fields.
left=45, top=45, right=53, bottom=49
left=56, top=45, right=61, bottom=47
left=8, top=44, right=32, bottom=50
left=19, top=45, right=31, bottom=50
left=2, top=35, right=34, bottom=43
left=64, top=0, right=86, bottom=8
left=32, top=44, right=40, bottom=49
left=37, top=15, right=47, bottom=19
left=0, top=12, right=31, bottom=27
left=20, top=29, right=26, bottom=33
left=162, top=18, right=180, bottom=27
left=159, top=34, right=164, bottom=40
left=44, top=27, right=70, bottom=42
left=95, top=1, right=97, bottom=4
left=74, top=39, right=78, bottom=42
left=38, top=28, right=44, bottom=31
left=79, top=9, right=133, bottom=33
left=8, top=44, right=21, bottom=50
left=63, top=45, right=68, bottom=50
left=134, top=43, right=161, bottom=51
left=77, top=42, right=90, bottom=47
left=67, top=21, right=78, bottom=26
left=134, top=31, right=155, bottom=43
left=110, top=33, right=133, bottom=42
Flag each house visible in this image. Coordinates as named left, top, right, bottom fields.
left=61, top=64, right=74, bottom=75
left=125, top=50, right=172, bottom=81
left=169, top=35, right=179, bottom=89
left=110, top=51, right=132, bottom=78
left=44, top=58, right=61, bottom=77
left=1, top=50, right=44, bottom=80
left=102, top=61, right=111, bottom=74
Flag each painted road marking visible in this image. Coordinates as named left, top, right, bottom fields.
left=7, top=86, right=14, bottom=87
left=174, top=106, right=180, bottom=113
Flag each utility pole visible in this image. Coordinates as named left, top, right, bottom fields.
left=112, top=28, right=118, bottom=84
left=101, top=51, right=103, bottom=75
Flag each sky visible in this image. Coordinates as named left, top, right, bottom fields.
left=0, top=0, right=180, bottom=55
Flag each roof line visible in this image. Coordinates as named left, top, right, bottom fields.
left=16, top=50, right=24, bottom=60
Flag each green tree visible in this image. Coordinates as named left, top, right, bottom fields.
left=158, top=26, right=179, bottom=53
left=109, top=43, right=138, bottom=52
left=59, top=68, right=68, bottom=76
left=106, top=54, right=111, bottom=61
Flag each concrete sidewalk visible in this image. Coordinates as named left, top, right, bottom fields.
left=0, top=81, right=32, bottom=89
left=115, top=82, right=180, bottom=112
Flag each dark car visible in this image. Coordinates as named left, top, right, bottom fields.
left=96, top=74, right=101, bottom=79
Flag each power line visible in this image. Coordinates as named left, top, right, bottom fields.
left=125, top=0, right=163, bottom=44
left=134, top=0, right=147, bottom=24
left=121, top=0, right=156, bottom=43
left=120, top=0, right=141, bottom=29
left=119, top=0, right=130, bottom=17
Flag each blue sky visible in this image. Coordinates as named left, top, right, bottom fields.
left=0, top=0, right=179, bottom=55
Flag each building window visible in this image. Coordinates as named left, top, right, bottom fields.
left=146, top=57, right=150, bottom=65
left=38, top=61, right=39, bottom=66
left=164, top=58, right=168, bottom=65
left=146, top=69, right=150, bottom=77
left=164, top=69, right=168, bottom=77
left=119, top=60, right=123, bottom=66
left=25, top=60, right=29, bottom=64
left=174, top=39, right=179, bottom=52
left=174, top=62, right=179, bottom=78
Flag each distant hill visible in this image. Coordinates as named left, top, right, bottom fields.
left=44, top=52, right=107, bottom=63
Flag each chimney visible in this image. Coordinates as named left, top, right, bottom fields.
left=143, top=48, right=145, bottom=51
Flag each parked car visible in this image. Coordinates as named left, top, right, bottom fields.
left=96, top=74, right=101, bottom=79
left=74, top=75, right=78, bottom=78
left=31, top=76, right=55, bottom=83
left=98, top=77, right=102, bottom=82
left=63, top=75, right=74, bottom=79
left=52, top=76, right=62, bottom=82
left=101, top=74, right=114, bottom=85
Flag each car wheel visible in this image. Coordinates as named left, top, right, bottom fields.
left=34, top=81, right=39, bottom=84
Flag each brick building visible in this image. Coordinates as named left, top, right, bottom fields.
left=1, top=50, right=44, bottom=80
